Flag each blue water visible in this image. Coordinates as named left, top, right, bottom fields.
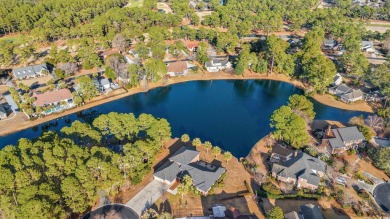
left=0, top=80, right=369, bottom=158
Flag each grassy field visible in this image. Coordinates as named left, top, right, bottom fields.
left=126, top=0, right=143, bottom=7
left=0, top=35, right=21, bottom=43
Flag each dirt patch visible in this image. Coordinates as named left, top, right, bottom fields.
left=313, top=93, right=373, bottom=113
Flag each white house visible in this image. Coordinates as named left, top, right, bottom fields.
left=361, top=41, right=375, bottom=53
left=205, top=59, right=232, bottom=72
left=13, top=64, right=48, bottom=80
left=333, top=73, right=343, bottom=86
left=100, top=78, right=111, bottom=90
left=166, top=61, right=188, bottom=77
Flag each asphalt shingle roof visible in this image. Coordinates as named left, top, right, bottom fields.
left=0, top=105, right=6, bottom=117
left=169, top=146, right=199, bottom=165
left=13, top=64, right=47, bottom=79
left=341, top=89, right=363, bottom=100
left=154, top=146, right=225, bottom=194
left=272, top=152, right=326, bottom=187
left=300, top=204, right=324, bottom=219
left=205, top=59, right=229, bottom=68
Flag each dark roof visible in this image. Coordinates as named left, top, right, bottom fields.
left=272, top=152, right=326, bottom=186
left=284, top=211, right=300, bottom=219
left=13, top=64, right=47, bottom=79
left=328, top=126, right=365, bottom=149
left=300, top=204, right=324, bottom=219
left=169, top=146, right=199, bottom=165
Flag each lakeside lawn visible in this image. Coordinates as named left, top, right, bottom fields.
left=126, top=0, right=143, bottom=7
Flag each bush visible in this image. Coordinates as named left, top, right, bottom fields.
left=257, top=189, right=321, bottom=199
left=347, top=149, right=356, bottom=156
left=262, top=182, right=281, bottom=195
left=304, top=146, right=319, bottom=157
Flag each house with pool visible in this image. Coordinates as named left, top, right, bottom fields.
left=33, top=88, right=74, bottom=114
left=154, top=146, right=225, bottom=195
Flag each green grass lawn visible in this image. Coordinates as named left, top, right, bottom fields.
left=0, top=35, right=21, bottom=43
left=367, top=23, right=390, bottom=28
left=126, top=0, right=143, bottom=7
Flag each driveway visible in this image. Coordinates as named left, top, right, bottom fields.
left=373, top=183, right=390, bottom=214
left=125, top=179, right=169, bottom=215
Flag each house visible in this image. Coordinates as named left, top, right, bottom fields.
left=341, top=89, right=363, bottom=103
left=154, top=146, right=226, bottom=195
left=300, top=204, right=324, bottom=219
left=361, top=41, right=375, bottom=53
left=321, top=125, right=366, bottom=154
left=33, top=88, right=73, bottom=107
left=271, top=151, right=326, bottom=190
left=100, top=78, right=111, bottom=90
left=13, top=64, right=48, bottom=80
left=0, top=105, right=7, bottom=119
left=324, top=39, right=337, bottom=49
left=212, top=204, right=226, bottom=219
left=205, top=59, right=232, bottom=72
left=328, top=83, right=351, bottom=96
left=100, top=50, right=119, bottom=59
left=284, top=211, right=300, bottom=219
left=270, top=144, right=293, bottom=163
left=333, top=73, right=343, bottom=86
left=166, top=61, right=189, bottom=77
left=182, top=40, right=200, bottom=52
left=372, top=137, right=390, bottom=148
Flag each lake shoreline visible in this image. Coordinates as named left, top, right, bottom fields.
left=0, top=71, right=373, bottom=137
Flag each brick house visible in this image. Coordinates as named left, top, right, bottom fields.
left=321, top=125, right=366, bottom=154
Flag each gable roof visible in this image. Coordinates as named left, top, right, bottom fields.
left=300, top=204, right=324, bottom=219
left=33, top=88, right=73, bottom=107
left=362, top=41, right=374, bottom=49
left=205, top=59, right=230, bottom=68
left=169, top=146, right=199, bottom=165
left=324, top=39, right=336, bottom=46
left=334, top=84, right=351, bottom=93
left=341, top=89, right=363, bottom=100
left=167, top=61, right=188, bottom=73
left=284, top=211, right=300, bottom=219
left=272, top=152, right=326, bottom=186
left=13, top=64, right=47, bottom=79
left=100, top=78, right=110, bottom=86
left=328, top=126, right=365, bottom=149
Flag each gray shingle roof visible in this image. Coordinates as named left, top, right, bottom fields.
left=362, top=41, right=374, bottom=49
left=285, top=211, right=300, bottom=219
left=328, top=126, right=365, bottom=149
left=300, top=204, right=324, bottom=219
left=169, top=146, right=199, bottom=165
left=13, top=64, right=47, bottom=79
left=205, top=59, right=229, bottom=68
left=341, top=89, right=363, bottom=100
left=324, top=39, right=336, bottom=46
left=335, top=84, right=351, bottom=93
left=154, top=146, right=225, bottom=194
left=272, top=152, right=326, bottom=187
left=100, top=78, right=110, bottom=86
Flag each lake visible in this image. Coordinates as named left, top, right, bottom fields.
left=0, top=80, right=369, bottom=158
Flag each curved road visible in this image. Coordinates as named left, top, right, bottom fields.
left=373, top=183, right=390, bottom=214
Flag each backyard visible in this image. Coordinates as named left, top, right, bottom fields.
left=125, top=0, right=143, bottom=8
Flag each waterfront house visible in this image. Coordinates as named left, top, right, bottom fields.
left=13, top=64, right=48, bottom=80
left=301, top=204, right=324, bottom=219
left=361, top=41, right=375, bottom=53
left=333, top=73, right=343, bottom=86
left=321, top=125, right=365, bottom=154
left=33, top=88, right=73, bottom=107
left=205, top=59, right=232, bottom=72
left=328, top=83, right=351, bottom=96
left=166, top=61, right=189, bottom=77
left=100, top=78, right=111, bottom=90
left=271, top=151, right=326, bottom=190
left=154, top=146, right=226, bottom=195
left=0, top=105, right=7, bottom=119
left=341, top=89, right=363, bottom=103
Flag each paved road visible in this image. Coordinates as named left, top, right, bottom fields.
left=125, top=180, right=169, bottom=215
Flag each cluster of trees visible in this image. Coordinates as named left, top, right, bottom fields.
left=270, top=94, right=315, bottom=148
left=0, top=112, right=171, bottom=218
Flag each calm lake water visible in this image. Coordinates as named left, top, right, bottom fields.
left=0, top=80, right=369, bottom=158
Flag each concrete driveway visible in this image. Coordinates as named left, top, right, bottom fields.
left=125, top=179, right=169, bottom=215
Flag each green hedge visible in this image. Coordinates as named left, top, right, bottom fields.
left=257, top=189, right=321, bottom=200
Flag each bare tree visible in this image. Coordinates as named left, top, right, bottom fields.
left=364, top=115, right=384, bottom=134
left=112, top=34, right=128, bottom=52
left=107, top=55, right=127, bottom=79
left=58, top=62, right=78, bottom=76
